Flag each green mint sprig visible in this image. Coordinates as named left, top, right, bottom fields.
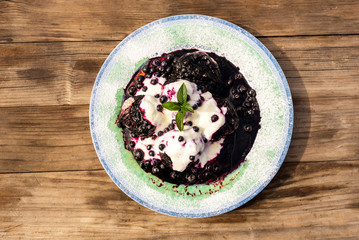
left=162, top=83, right=194, bottom=131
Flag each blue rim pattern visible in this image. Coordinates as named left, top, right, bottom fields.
left=90, top=14, right=294, bottom=218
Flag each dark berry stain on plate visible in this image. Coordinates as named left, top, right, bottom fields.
left=115, top=49, right=261, bottom=186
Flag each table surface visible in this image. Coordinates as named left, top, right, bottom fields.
left=1, top=1, right=358, bottom=239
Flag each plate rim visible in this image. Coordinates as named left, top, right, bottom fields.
left=89, top=14, right=294, bottom=218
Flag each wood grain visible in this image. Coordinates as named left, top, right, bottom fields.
left=1, top=161, right=358, bottom=239
left=0, top=97, right=358, bottom=173
left=1, top=0, right=359, bottom=43
left=1, top=0, right=359, bottom=238
left=1, top=35, right=358, bottom=107
left=1, top=35, right=358, bottom=173
left=0, top=105, right=101, bottom=173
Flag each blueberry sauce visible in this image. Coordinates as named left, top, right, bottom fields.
left=116, top=49, right=261, bottom=185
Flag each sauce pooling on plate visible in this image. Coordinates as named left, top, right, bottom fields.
left=116, top=49, right=261, bottom=185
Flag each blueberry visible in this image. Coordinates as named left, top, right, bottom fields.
left=170, top=171, right=179, bottom=180
left=206, top=163, right=214, bottom=172
left=142, top=65, right=149, bottom=73
left=233, top=93, right=240, bottom=99
left=211, top=115, right=219, bottom=122
left=151, top=135, right=157, bottom=140
left=235, top=73, right=242, bottom=80
left=149, top=150, right=155, bottom=157
left=165, top=66, right=172, bottom=73
left=146, top=145, right=152, bottom=150
left=247, top=97, right=254, bottom=102
left=204, top=171, right=212, bottom=179
left=187, top=121, right=193, bottom=126
left=213, top=165, right=220, bottom=173
left=164, top=127, right=170, bottom=133
left=159, top=95, right=168, bottom=103
left=196, top=100, right=202, bottom=107
left=152, top=166, right=160, bottom=175
left=136, top=82, right=143, bottom=89
left=150, top=79, right=158, bottom=85
left=247, top=109, right=254, bottom=115
left=186, top=174, right=196, bottom=184
left=203, top=138, right=208, bottom=143
left=227, top=78, right=233, bottom=86
left=178, top=136, right=184, bottom=142
left=142, top=161, right=151, bottom=172
left=197, top=173, right=204, bottom=181
left=192, top=104, right=198, bottom=110
left=128, top=86, right=136, bottom=96
left=158, top=131, right=164, bottom=136
left=142, top=86, right=148, bottom=92
left=238, top=85, right=246, bottom=93
left=134, top=149, right=144, bottom=161
left=159, top=163, right=166, bottom=170
left=168, top=123, right=175, bottom=130
left=247, top=89, right=256, bottom=97
left=129, top=141, right=135, bottom=148
left=161, top=61, right=167, bottom=67
left=140, top=161, right=146, bottom=169
left=156, top=105, right=163, bottom=112
left=153, top=59, right=160, bottom=66
left=187, top=94, right=190, bottom=101
left=137, top=75, right=145, bottom=82
left=165, top=54, right=173, bottom=61
left=155, top=94, right=160, bottom=98
left=189, top=155, right=195, bottom=161
left=244, top=124, right=253, bottom=132
left=159, top=144, right=165, bottom=151
left=200, top=96, right=204, bottom=101
left=193, top=126, right=199, bottom=132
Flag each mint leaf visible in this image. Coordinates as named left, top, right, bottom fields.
left=182, top=103, right=194, bottom=113
left=177, top=83, right=187, bottom=105
left=162, top=101, right=181, bottom=111
left=175, top=110, right=186, bottom=131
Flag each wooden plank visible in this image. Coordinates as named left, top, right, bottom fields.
left=0, top=41, right=116, bottom=107
left=1, top=0, right=359, bottom=43
left=0, top=35, right=358, bottom=107
left=0, top=105, right=102, bottom=173
left=0, top=100, right=358, bottom=173
left=0, top=161, right=358, bottom=239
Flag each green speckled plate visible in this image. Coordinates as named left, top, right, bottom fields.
left=90, top=15, right=293, bottom=218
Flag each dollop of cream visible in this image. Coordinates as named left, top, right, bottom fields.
left=133, top=78, right=226, bottom=172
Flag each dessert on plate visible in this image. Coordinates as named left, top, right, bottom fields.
left=116, top=49, right=261, bottom=185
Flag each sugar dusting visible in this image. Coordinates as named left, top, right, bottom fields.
left=91, top=16, right=292, bottom=217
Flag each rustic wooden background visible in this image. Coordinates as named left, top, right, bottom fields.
left=1, top=0, right=358, bottom=239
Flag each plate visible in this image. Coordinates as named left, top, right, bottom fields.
left=90, top=15, right=293, bottom=218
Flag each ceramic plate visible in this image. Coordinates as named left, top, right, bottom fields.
left=90, top=15, right=293, bottom=218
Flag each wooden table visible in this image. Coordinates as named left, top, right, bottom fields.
left=1, top=1, right=358, bottom=239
